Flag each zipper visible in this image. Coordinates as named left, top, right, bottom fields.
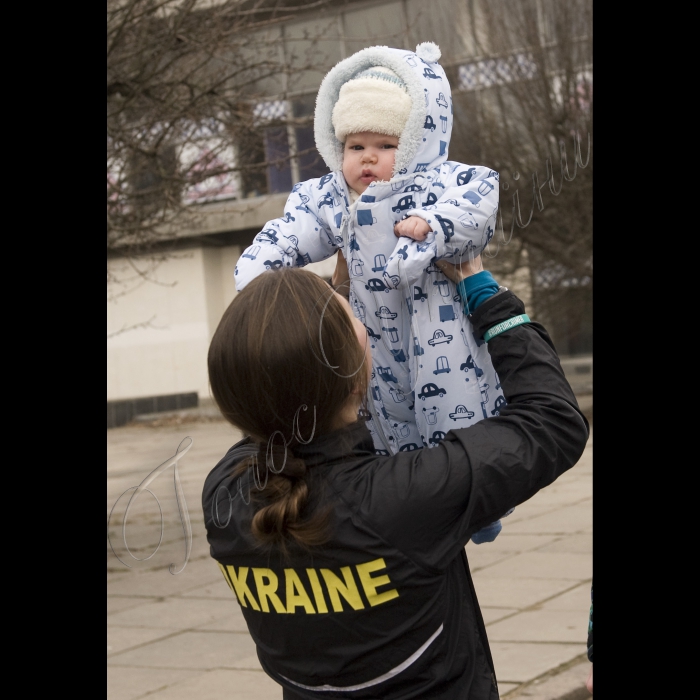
left=340, top=214, right=350, bottom=251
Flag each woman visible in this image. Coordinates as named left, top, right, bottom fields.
left=203, top=262, right=588, bottom=699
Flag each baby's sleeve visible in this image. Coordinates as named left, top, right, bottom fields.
left=382, top=165, right=499, bottom=287
left=234, top=178, right=340, bottom=291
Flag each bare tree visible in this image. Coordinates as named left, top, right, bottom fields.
left=107, top=0, right=334, bottom=284
left=108, top=0, right=592, bottom=351
left=449, top=0, right=593, bottom=354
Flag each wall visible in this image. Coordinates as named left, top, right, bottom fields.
left=107, top=243, right=337, bottom=405
left=107, top=245, right=241, bottom=402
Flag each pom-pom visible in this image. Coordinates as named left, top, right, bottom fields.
left=415, top=42, right=441, bottom=63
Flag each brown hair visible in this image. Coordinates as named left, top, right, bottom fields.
left=207, top=268, right=369, bottom=552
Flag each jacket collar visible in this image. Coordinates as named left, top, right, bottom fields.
left=292, top=420, right=376, bottom=468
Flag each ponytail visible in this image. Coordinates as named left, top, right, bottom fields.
left=208, top=268, right=368, bottom=555
left=235, top=443, right=331, bottom=553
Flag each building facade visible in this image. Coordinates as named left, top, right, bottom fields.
left=107, top=0, right=591, bottom=425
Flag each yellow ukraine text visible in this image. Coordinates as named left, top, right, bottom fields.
left=225, top=565, right=261, bottom=611
left=306, top=568, right=329, bottom=613
left=356, top=558, right=399, bottom=607
left=320, top=566, right=365, bottom=612
left=218, top=559, right=399, bottom=614
left=253, top=568, right=288, bottom=613
left=285, top=569, right=316, bottom=614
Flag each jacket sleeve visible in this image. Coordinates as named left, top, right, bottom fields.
left=382, top=165, right=499, bottom=287
left=234, top=179, right=340, bottom=291
left=340, top=290, right=589, bottom=572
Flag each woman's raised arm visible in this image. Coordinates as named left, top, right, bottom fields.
left=330, top=288, right=589, bottom=571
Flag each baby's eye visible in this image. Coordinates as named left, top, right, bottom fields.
left=381, top=144, right=397, bottom=149
left=349, top=145, right=364, bottom=150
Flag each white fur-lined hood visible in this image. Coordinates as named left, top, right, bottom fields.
left=314, top=43, right=454, bottom=179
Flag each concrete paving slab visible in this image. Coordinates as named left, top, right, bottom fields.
left=560, top=463, right=591, bottom=477
left=107, top=539, right=204, bottom=576
left=480, top=607, right=519, bottom=625
left=571, top=464, right=591, bottom=479
left=520, top=483, right=591, bottom=506
left=108, top=596, right=158, bottom=616
left=474, top=552, right=591, bottom=581
left=180, top=576, right=233, bottom=599
left=106, top=426, right=240, bottom=514
left=107, top=422, right=240, bottom=578
left=108, top=596, right=241, bottom=629
left=540, top=464, right=591, bottom=481
left=197, top=609, right=249, bottom=633
left=536, top=535, right=592, bottom=554
left=108, top=630, right=259, bottom=670
left=536, top=469, right=592, bottom=487
left=491, top=642, right=587, bottom=684
left=504, top=657, right=591, bottom=699
left=505, top=503, right=591, bottom=535
left=107, top=667, right=200, bottom=700
left=467, top=534, right=559, bottom=554
left=108, top=626, right=181, bottom=656
left=107, top=557, right=222, bottom=597
left=486, top=609, right=589, bottom=643
left=471, top=576, right=576, bottom=609
left=196, top=616, right=250, bottom=633
left=502, top=504, right=558, bottom=525
left=107, top=421, right=241, bottom=468
left=530, top=462, right=592, bottom=485
left=498, top=682, right=520, bottom=696
left=143, top=668, right=282, bottom=700
left=539, top=583, right=591, bottom=612
left=466, top=549, right=513, bottom=572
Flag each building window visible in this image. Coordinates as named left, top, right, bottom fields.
left=293, top=93, right=329, bottom=183
left=256, top=95, right=329, bottom=194
left=180, top=121, right=241, bottom=204
left=264, top=126, right=294, bottom=194
left=458, top=52, right=538, bottom=91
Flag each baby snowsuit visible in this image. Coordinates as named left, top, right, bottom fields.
left=235, top=43, right=504, bottom=457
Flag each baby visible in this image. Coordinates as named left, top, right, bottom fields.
left=235, top=43, right=507, bottom=543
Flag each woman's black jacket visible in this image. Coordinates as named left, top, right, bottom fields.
left=202, top=290, right=589, bottom=699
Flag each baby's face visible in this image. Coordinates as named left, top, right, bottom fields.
left=342, top=132, right=398, bottom=194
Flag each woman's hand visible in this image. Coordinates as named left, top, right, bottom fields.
left=435, top=255, right=484, bottom=283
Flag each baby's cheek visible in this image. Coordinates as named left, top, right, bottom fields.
left=385, top=153, right=397, bottom=178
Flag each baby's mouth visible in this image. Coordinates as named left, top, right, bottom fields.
left=361, top=169, right=376, bottom=181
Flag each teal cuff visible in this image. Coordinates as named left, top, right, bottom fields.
left=456, top=270, right=500, bottom=315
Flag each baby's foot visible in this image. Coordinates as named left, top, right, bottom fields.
left=470, top=520, right=502, bottom=544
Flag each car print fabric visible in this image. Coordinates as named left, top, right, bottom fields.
left=235, top=44, right=503, bottom=454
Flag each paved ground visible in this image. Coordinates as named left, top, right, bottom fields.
left=107, top=407, right=592, bottom=700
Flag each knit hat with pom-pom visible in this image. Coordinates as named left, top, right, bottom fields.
left=331, top=66, right=412, bottom=142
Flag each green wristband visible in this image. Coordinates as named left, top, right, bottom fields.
left=483, top=314, right=531, bottom=342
